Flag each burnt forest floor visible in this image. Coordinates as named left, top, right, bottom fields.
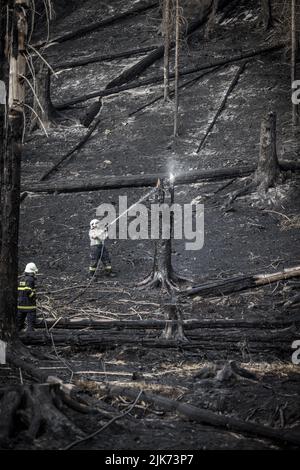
left=1, top=0, right=300, bottom=451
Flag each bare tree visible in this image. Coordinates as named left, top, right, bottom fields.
left=163, top=0, right=171, bottom=101
left=291, top=0, right=299, bottom=126
left=173, top=0, right=180, bottom=136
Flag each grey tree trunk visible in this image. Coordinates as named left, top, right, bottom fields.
left=253, top=111, right=279, bottom=191
left=173, top=0, right=180, bottom=136
left=291, top=0, right=299, bottom=126
left=163, top=0, right=171, bottom=101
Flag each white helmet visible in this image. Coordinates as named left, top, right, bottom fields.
left=90, top=219, right=100, bottom=229
left=25, top=262, right=38, bottom=274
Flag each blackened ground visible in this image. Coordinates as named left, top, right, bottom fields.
left=1, top=0, right=300, bottom=450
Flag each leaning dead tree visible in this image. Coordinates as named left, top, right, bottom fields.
left=0, top=0, right=29, bottom=343
left=138, top=178, right=189, bottom=291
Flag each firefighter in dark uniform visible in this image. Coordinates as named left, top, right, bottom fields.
left=17, top=262, right=38, bottom=331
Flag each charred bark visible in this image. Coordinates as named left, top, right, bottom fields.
left=0, top=0, right=29, bottom=342
left=253, top=111, right=280, bottom=191
left=90, top=383, right=300, bottom=447
left=184, top=265, right=300, bottom=297
left=225, top=111, right=282, bottom=206
left=22, top=161, right=300, bottom=196
left=138, top=179, right=189, bottom=291
left=161, top=297, right=188, bottom=342
left=0, top=383, right=86, bottom=448
left=30, top=60, right=58, bottom=132
left=260, top=0, right=273, bottom=30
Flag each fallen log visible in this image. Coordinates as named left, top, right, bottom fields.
left=56, top=42, right=284, bottom=109
left=22, top=161, right=300, bottom=195
left=35, top=318, right=300, bottom=331
left=20, top=329, right=295, bottom=348
left=184, top=266, right=300, bottom=297
left=85, top=383, right=300, bottom=447
left=55, top=46, right=158, bottom=71
left=34, top=1, right=159, bottom=48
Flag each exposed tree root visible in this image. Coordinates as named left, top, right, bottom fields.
left=0, top=382, right=86, bottom=448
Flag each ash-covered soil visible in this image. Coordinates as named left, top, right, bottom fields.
left=1, top=0, right=300, bottom=451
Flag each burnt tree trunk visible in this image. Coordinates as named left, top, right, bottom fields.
left=205, top=0, right=218, bottom=39
left=173, top=0, right=180, bottom=136
left=253, top=111, right=279, bottom=191
left=291, top=0, right=299, bottom=126
left=30, top=60, right=57, bottom=131
left=0, top=0, right=10, bottom=252
left=260, top=0, right=273, bottom=30
left=161, top=297, right=187, bottom=341
left=225, top=111, right=281, bottom=206
left=0, top=0, right=29, bottom=342
left=138, top=179, right=189, bottom=291
left=163, top=0, right=171, bottom=101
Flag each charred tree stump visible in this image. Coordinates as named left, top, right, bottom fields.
left=0, top=383, right=86, bottom=448
left=30, top=61, right=58, bottom=132
left=138, top=178, right=189, bottom=291
left=225, top=111, right=281, bottom=207
left=253, top=111, right=280, bottom=191
left=161, top=297, right=188, bottom=342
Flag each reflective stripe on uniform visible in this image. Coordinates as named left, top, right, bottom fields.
left=17, top=305, right=36, bottom=310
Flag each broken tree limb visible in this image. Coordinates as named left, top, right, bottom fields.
left=22, top=161, right=300, bottom=195
left=86, top=383, right=300, bottom=447
left=56, top=42, right=284, bottom=109
left=54, top=46, right=158, bottom=71
left=39, top=113, right=103, bottom=182
left=196, top=61, right=247, bottom=153
left=184, top=266, right=300, bottom=297
left=34, top=1, right=160, bottom=48
left=129, top=66, right=222, bottom=116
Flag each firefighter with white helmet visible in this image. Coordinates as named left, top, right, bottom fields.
left=17, top=262, right=39, bottom=331
left=89, top=219, right=115, bottom=277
